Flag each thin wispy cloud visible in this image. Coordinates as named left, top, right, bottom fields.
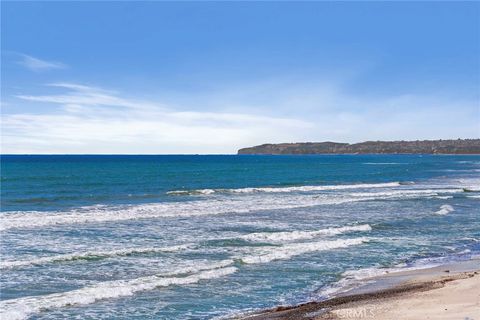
left=3, top=80, right=478, bottom=154
left=17, top=54, right=67, bottom=72
left=16, top=83, right=163, bottom=111
left=3, top=83, right=312, bottom=154
left=2, top=2, right=478, bottom=154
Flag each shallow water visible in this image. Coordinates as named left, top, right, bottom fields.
left=1, top=155, right=479, bottom=319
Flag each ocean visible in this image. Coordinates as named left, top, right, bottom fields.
left=1, top=154, right=479, bottom=319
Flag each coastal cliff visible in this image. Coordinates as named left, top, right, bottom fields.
left=238, top=139, right=480, bottom=155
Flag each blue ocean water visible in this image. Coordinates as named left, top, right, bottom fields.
left=1, top=154, right=479, bottom=319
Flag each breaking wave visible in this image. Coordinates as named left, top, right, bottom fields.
left=435, top=204, right=455, bottom=215
left=1, top=188, right=463, bottom=231
left=0, top=236, right=370, bottom=319
left=241, top=224, right=372, bottom=242
left=362, top=163, right=405, bottom=165
left=0, top=244, right=191, bottom=269
left=167, top=182, right=402, bottom=195
left=0, top=261, right=237, bottom=320
left=240, top=237, right=370, bottom=264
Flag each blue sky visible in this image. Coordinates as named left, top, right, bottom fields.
left=2, top=1, right=479, bottom=154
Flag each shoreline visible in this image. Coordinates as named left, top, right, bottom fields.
left=237, top=259, right=480, bottom=320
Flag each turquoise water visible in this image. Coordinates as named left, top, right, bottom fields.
left=1, top=155, right=479, bottom=319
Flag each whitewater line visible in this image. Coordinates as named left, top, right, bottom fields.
left=0, top=261, right=237, bottom=320
left=0, top=237, right=371, bottom=319
left=241, top=224, right=372, bottom=242
left=1, top=188, right=462, bottom=231
left=1, top=224, right=372, bottom=269
left=167, top=182, right=403, bottom=195
left=0, top=244, right=191, bottom=269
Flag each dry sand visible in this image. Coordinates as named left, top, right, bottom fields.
left=238, top=259, right=480, bottom=320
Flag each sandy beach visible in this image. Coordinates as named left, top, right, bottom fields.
left=240, top=259, right=480, bottom=320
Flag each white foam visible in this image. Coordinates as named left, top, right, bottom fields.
left=347, top=188, right=462, bottom=198
left=0, top=235, right=369, bottom=318
left=363, top=163, right=404, bottom=165
left=466, top=195, right=480, bottom=199
left=167, top=189, right=215, bottom=195
left=0, top=197, right=321, bottom=231
left=241, top=224, right=372, bottom=242
left=0, top=244, right=191, bottom=269
left=240, top=237, right=369, bottom=264
left=319, top=258, right=449, bottom=298
left=1, top=187, right=462, bottom=231
left=160, top=259, right=235, bottom=276
left=0, top=262, right=237, bottom=320
left=341, top=249, right=477, bottom=281
left=1, top=235, right=368, bottom=318
left=435, top=204, right=454, bottom=215
left=168, top=182, right=402, bottom=195
left=455, top=178, right=480, bottom=192
left=432, top=196, right=453, bottom=199
left=456, top=160, right=480, bottom=164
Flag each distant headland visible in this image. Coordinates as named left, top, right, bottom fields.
left=238, top=139, right=480, bottom=155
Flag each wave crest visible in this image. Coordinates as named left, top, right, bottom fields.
left=167, top=182, right=402, bottom=195
left=1, top=187, right=463, bottom=231
left=240, top=237, right=370, bottom=264
left=0, top=244, right=191, bottom=269
left=0, top=262, right=237, bottom=320
left=241, top=224, right=372, bottom=242
left=435, top=204, right=454, bottom=215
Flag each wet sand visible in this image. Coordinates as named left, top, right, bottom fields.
left=237, top=259, right=480, bottom=320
